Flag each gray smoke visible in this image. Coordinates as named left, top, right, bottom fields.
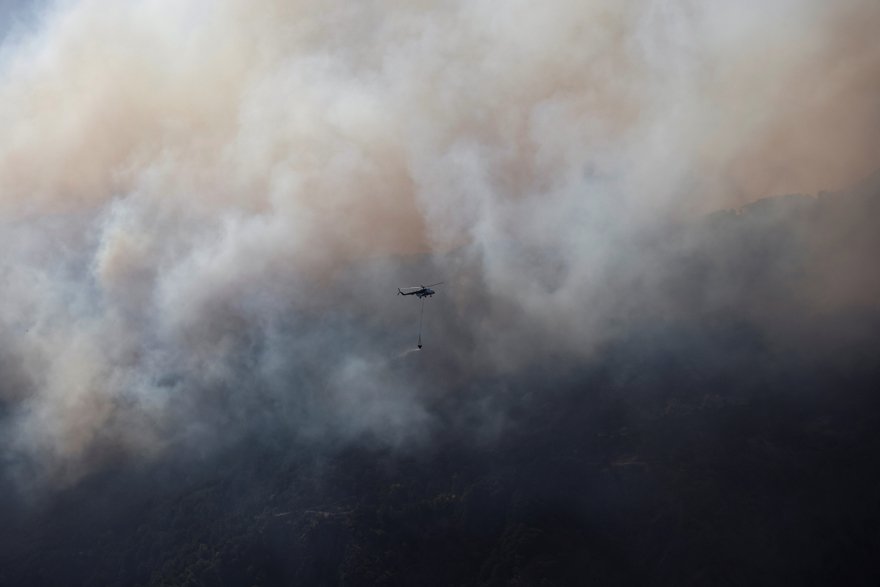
left=1, top=0, right=878, bottom=487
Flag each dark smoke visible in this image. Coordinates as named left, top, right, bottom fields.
left=1, top=0, right=880, bottom=584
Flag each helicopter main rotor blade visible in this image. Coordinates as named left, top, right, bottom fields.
left=422, top=281, right=444, bottom=288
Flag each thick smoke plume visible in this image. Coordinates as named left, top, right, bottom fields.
left=1, top=0, right=878, bottom=487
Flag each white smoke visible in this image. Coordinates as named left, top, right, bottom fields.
left=1, top=0, right=878, bottom=486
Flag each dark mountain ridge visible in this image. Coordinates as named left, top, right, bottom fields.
left=2, top=177, right=880, bottom=586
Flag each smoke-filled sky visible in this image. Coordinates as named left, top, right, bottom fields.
left=1, top=0, right=879, bottom=489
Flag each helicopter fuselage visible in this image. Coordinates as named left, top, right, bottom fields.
left=398, top=287, right=434, bottom=298
left=398, top=282, right=442, bottom=298
left=417, top=288, right=435, bottom=298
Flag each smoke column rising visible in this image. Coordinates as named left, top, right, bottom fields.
left=0, top=0, right=878, bottom=487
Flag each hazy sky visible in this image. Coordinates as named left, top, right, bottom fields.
left=1, top=0, right=878, bottom=489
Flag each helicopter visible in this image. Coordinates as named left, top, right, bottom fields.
left=398, top=282, right=443, bottom=349
left=397, top=282, right=443, bottom=298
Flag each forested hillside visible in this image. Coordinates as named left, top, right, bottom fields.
left=2, top=180, right=879, bottom=586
